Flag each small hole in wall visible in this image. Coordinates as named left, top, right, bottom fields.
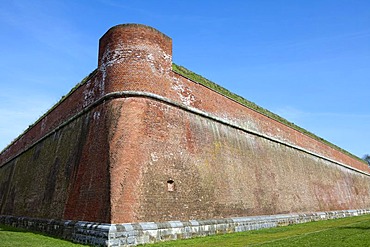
left=167, top=179, right=175, bottom=192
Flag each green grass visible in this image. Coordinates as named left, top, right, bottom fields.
left=144, top=213, right=370, bottom=247
left=0, top=224, right=87, bottom=247
left=2, top=214, right=370, bottom=246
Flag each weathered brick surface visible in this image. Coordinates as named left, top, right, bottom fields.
left=1, top=24, right=370, bottom=226
left=0, top=105, right=111, bottom=222
left=111, top=97, right=370, bottom=223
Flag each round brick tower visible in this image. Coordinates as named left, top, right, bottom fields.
left=98, top=24, right=173, bottom=93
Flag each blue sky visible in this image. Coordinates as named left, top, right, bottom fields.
left=0, top=0, right=369, bottom=158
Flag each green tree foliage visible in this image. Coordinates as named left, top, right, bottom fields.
left=363, top=154, right=370, bottom=166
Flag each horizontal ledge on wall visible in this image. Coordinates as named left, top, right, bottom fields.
left=1, top=90, right=369, bottom=177
left=1, top=208, right=370, bottom=246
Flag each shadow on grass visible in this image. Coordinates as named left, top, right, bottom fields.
left=0, top=224, right=30, bottom=233
left=0, top=224, right=88, bottom=246
left=340, top=226, right=370, bottom=231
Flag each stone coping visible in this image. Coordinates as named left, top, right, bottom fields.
left=1, top=209, right=370, bottom=246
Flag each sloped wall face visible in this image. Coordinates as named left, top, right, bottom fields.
left=1, top=24, right=370, bottom=226
left=108, top=97, right=370, bottom=223
left=0, top=105, right=111, bottom=223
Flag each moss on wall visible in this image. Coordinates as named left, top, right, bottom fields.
left=135, top=99, right=370, bottom=221
left=0, top=115, right=86, bottom=219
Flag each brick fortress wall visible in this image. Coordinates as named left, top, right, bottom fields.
left=1, top=24, right=370, bottom=224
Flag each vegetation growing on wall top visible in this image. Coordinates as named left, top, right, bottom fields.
left=1, top=63, right=364, bottom=165
left=172, top=63, right=365, bottom=164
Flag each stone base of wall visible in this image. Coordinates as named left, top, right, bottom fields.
left=1, top=209, right=370, bottom=246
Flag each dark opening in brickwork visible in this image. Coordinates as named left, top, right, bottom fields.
left=167, top=179, right=175, bottom=192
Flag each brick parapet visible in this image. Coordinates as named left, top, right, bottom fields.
left=95, top=24, right=368, bottom=173
left=170, top=72, right=370, bottom=173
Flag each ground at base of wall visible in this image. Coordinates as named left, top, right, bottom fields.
left=147, top=213, right=370, bottom=247
left=1, top=209, right=370, bottom=247
left=0, top=224, right=86, bottom=247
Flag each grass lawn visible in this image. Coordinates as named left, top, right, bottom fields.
left=0, top=224, right=87, bottom=247
left=145, top=213, right=370, bottom=247
left=1, top=214, right=370, bottom=246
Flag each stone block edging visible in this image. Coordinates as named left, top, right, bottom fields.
left=1, top=209, right=370, bottom=246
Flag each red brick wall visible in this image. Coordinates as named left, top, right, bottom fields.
left=96, top=24, right=369, bottom=175
left=0, top=106, right=110, bottom=222
left=1, top=24, right=369, bottom=224
left=117, top=97, right=370, bottom=222
left=170, top=73, right=370, bottom=173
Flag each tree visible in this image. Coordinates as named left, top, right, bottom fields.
left=363, top=154, right=370, bottom=167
